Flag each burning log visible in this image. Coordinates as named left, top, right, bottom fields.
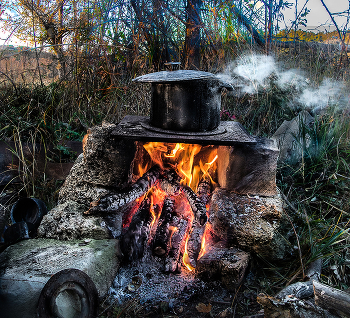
left=164, top=216, right=188, bottom=273
left=152, top=197, right=175, bottom=257
left=196, top=175, right=212, bottom=206
left=182, top=185, right=207, bottom=225
left=184, top=177, right=211, bottom=270
left=120, top=198, right=152, bottom=262
left=159, top=172, right=210, bottom=270
left=85, top=165, right=161, bottom=215
left=159, top=170, right=207, bottom=225
left=185, top=221, right=206, bottom=270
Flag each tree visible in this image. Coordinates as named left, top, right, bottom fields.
left=183, top=0, right=203, bottom=69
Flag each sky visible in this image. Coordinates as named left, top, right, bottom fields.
left=282, top=0, right=349, bottom=31
left=1, top=0, right=349, bottom=46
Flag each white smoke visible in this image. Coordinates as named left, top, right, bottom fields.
left=218, top=54, right=348, bottom=114
left=298, top=78, right=345, bottom=113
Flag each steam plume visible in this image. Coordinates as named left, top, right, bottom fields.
left=218, top=54, right=348, bottom=114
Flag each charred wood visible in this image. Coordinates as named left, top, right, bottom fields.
left=85, top=165, right=161, bottom=215
left=182, top=185, right=207, bottom=225
left=120, top=198, right=152, bottom=262
left=158, top=169, right=181, bottom=196
left=165, top=216, right=188, bottom=273
left=185, top=177, right=211, bottom=269
left=152, top=197, right=175, bottom=257
left=159, top=170, right=207, bottom=225
left=196, top=176, right=212, bottom=206
left=185, top=220, right=206, bottom=269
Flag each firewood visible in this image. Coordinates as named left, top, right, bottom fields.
left=158, top=169, right=181, bottom=196
left=152, top=197, right=175, bottom=257
left=120, top=198, right=152, bottom=262
left=185, top=220, right=206, bottom=269
left=85, top=165, right=161, bottom=215
left=164, top=216, right=188, bottom=273
left=196, top=176, right=211, bottom=206
left=159, top=170, right=207, bottom=225
left=184, top=177, right=211, bottom=269
left=181, top=185, right=207, bottom=225
left=313, top=280, right=350, bottom=317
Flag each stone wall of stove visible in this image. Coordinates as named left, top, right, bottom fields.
left=37, top=121, right=290, bottom=261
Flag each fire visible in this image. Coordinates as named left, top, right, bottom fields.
left=133, top=141, right=218, bottom=271
left=139, top=142, right=217, bottom=192
left=168, top=225, right=178, bottom=249
left=183, top=237, right=195, bottom=272
left=198, top=222, right=212, bottom=260
left=148, top=187, right=167, bottom=240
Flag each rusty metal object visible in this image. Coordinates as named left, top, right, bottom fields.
left=133, top=70, right=233, bottom=132
left=37, top=268, right=98, bottom=318
left=111, top=116, right=256, bottom=145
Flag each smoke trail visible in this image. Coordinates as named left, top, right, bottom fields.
left=218, top=54, right=348, bottom=114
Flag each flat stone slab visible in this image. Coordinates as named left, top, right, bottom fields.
left=0, top=238, right=121, bottom=318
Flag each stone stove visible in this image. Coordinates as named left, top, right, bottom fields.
left=36, top=70, right=288, bottom=307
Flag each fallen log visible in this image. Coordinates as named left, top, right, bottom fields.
left=257, top=293, right=339, bottom=318
left=314, top=281, right=350, bottom=317
left=276, top=258, right=322, bottom=300
left=120, top=198, right=152, bottom=262
left=152, top=197, right=175, bottom=257
left=85, top=165, right=161, bottom=215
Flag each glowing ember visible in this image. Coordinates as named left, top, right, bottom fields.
left=198, top=221, right=212, bottom=260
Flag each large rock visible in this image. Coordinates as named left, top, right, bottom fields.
left=82, top=121, right=136, bottom=187
left=37, top=200, right=111, bottom=240
left=272, top=110, right=314, bottom=164
left=58, top=121, right=137, bottom=207
left=0, top=238, right=121, bottom=318
left=58, top=154, right=110, bottom=206
left=196, top=243, right=250, bottom=291
left=217, top=138, right=279, bottom=196
left=209, top=189, right=288, bottom=260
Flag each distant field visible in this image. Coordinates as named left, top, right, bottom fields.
left=0, top=46, right=60, bottom=85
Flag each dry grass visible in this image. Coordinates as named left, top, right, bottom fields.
left=0, top=38, right=349, bottom=309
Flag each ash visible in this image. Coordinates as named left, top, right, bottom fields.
left=109, top=247, right=204, bottom=307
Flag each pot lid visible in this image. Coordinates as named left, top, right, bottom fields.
left=133, top=70, right=219, bottom=83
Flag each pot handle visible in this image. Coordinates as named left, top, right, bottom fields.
left=219, top=82, right=234, bottom=92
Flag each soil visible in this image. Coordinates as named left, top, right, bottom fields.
left=98, top=270, right=264, bottom=318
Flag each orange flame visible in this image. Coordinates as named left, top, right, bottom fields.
left=133, top=142, right=218, bottom=269
left=140, top=142, right=217, bottom=192
left=198, top=222, right=212, bottom=260
left=168, top=225, right=178, bottom=249
left=183, top=236, right=195, bottom=272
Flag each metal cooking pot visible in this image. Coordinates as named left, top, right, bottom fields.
left=133, top=70, right=233, bottom=132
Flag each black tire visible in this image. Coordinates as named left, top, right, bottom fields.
left=11, top=197, right=48, bottom=230
left=3, top=221, right=30, bottom=245
left=37, top=268, right=98, bottom=318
